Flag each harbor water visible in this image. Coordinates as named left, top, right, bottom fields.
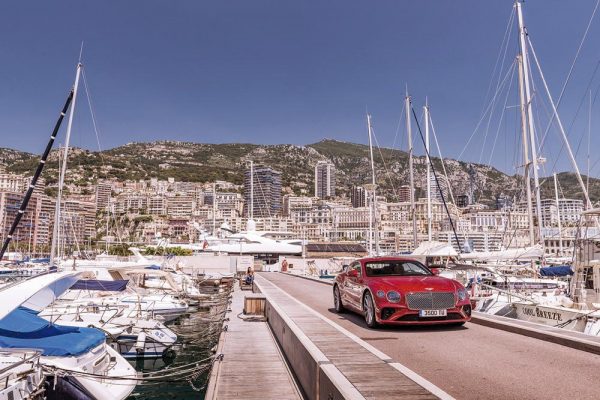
left=127, top=287, right=229, bottom=399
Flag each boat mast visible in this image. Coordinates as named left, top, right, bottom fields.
left=0, top=90, right=74, bottom=261
left=517, top=54, right=536, bottom=246
left=553, top=173, right=563, bottom=255
left=212, top=181, right=217, bottom=236
left=516, top=1, right=543, bottom=245
left=50, top=63, right=82, bottom=267
left=367, top=113, right=378, bottom=255
left=249, top=160, right=254, bottom=220
left=405, top=92, right=418, bottom=250
left=424, top=100, right=432, bottom=242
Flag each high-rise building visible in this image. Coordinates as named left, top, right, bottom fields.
left=398, top=185, right=412, bottom=203
left=244, top=166, right=282, bottom=218
left=96, top=181, right=112, bottom=211
left=0, top=191, right=50, bottom=251
left=314, top=161, right=336, bottom=198
left=350, top=186, right=366, bottom=208
left=457, top=194, right=470, bottom=208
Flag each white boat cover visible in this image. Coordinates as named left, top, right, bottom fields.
left=459, top=245, right=543, bottom=261
left=411, top=241, right=458, bottom=257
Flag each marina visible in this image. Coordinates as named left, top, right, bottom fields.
left=1, top=0, right=600, bottom=399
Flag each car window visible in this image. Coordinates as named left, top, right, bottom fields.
left=365, top=261, right=431, bottom=277
left=350, top=262, right=361, bottom=277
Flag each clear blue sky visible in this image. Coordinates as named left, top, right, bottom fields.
left=1, top=0, right=599, bottom=176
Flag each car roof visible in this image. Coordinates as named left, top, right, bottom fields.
left=357, top=256, right=421, bottom=263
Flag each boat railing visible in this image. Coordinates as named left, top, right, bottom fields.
left=478, top=282, right=539, bottom=304
left=0, top=349, right=41, bottom=379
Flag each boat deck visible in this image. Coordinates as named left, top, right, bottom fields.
left=205, top=283, right=302, bottom=400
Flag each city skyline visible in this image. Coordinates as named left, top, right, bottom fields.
left=1, top=1, right=599, bottom=177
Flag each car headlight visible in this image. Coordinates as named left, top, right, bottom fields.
left=376, top=290, right=385, bottom=298
left=457, top=287, right=468, bottom=301
left=386, top=291, right=401, bottom=303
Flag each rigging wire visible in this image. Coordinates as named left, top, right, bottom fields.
left=427, top=113, right=455, bottom=205
left=537, top=0, right=600, bottom=152
left=370, top=125, right=398, bottom=198
left=479, top=10, right=516, bottom=164
left=411, top=106, right=461, bottom=250
left=487, top=59, right=517, bottom=167
left=457, top=63, right=518, bottom=161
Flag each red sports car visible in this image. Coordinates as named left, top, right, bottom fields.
left=333, top=256, right=471, bottom=327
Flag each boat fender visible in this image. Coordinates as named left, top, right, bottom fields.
left=135, top=332, right=147, bottom=354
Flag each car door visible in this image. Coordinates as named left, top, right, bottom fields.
left=343, top=261, right=363, bottom=309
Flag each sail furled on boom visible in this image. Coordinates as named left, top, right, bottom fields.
left=0, top=90, right=74, bottom=261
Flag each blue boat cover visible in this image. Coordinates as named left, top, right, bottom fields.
left=71, top=279, right=128, bottom=292
left=540, top=265, right=573, bottom=277
left=0, top=307, right=105, bottom=357
left=145, top=265, right=161, bottom=270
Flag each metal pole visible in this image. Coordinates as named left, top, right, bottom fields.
left=213, top=182, right=217, bottom=236
left=249, top=161, right=254, bottom=220
left=554, top=173, right=563, bottom=255
left=424, top=101, right=432, bottom=241
left=405, top=93, right=418, bottom=249
left=517, top=54, right=536, bottom=246
left=516, top=1, right=544, bottom=244
left=50, top=63, right=82, bottom=267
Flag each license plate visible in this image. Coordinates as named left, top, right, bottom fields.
left=419, top=309, right=447, bottom=317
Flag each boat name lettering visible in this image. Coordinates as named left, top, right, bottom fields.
left=521, top=307, right=563, bottom=322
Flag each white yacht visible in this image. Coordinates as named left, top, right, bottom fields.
left=39, top=279, right=178, bottom=359
left=0, top=272, right=137, bottom=400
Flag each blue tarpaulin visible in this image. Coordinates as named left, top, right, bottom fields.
left=540, top=266, right=573, bottom=277
left=145, top=265, right=161, bottom=270
left=71, top=279, right=129, bottom=292
left=0, top=307, right=105, bottom=356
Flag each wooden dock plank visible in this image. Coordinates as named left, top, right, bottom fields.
left=208, top=284, right=302, bottom=400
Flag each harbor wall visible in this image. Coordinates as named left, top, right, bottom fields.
left=175, top=255, right=254, bottom=275
left=255, top=281, right=354, bottom=400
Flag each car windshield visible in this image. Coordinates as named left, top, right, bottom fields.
left=365, top=261, right=432, bottom=277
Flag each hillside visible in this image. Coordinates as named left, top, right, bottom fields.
left=1, top=140, right=598, bottom=206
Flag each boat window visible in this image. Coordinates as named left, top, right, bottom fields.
left=365, top=261, right=432, bottom=277
left=584, top=267, right=594, bottom=289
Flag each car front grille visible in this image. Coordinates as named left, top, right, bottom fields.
left=406, top=292, right=455, bottom=310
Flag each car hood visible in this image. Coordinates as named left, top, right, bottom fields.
left=373, top=276, right=458, bottom=293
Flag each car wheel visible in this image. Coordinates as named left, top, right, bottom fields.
left=333, top=285, right=345, bottom=313
left=363, top=292, right=378, bottom=328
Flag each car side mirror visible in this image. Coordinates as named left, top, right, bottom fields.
left=348, top=269, right=359, bottom=278
left=342, top=264, right=349, bottom=272
left=430, top=268, right=440, bottom=276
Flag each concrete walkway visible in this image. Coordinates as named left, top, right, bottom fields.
left=255, top=274, right=446, bottom=400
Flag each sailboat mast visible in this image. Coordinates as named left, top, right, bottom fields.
left=516, top=1, right=543, bottom=245
left=517, top=54, right=536, bottom=246
left=553, top=173, right=563, bottom=255
left=405, top=93, right=418, bottom=249
left=50, top=63, right=82, bottom=266
left=212, top=182, right=217, bottom=236
left=249, top=160, right=254, bottom=220
left=424, top=101, right=432, bottom=241
left=366, top=114, right=377, bottom=255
